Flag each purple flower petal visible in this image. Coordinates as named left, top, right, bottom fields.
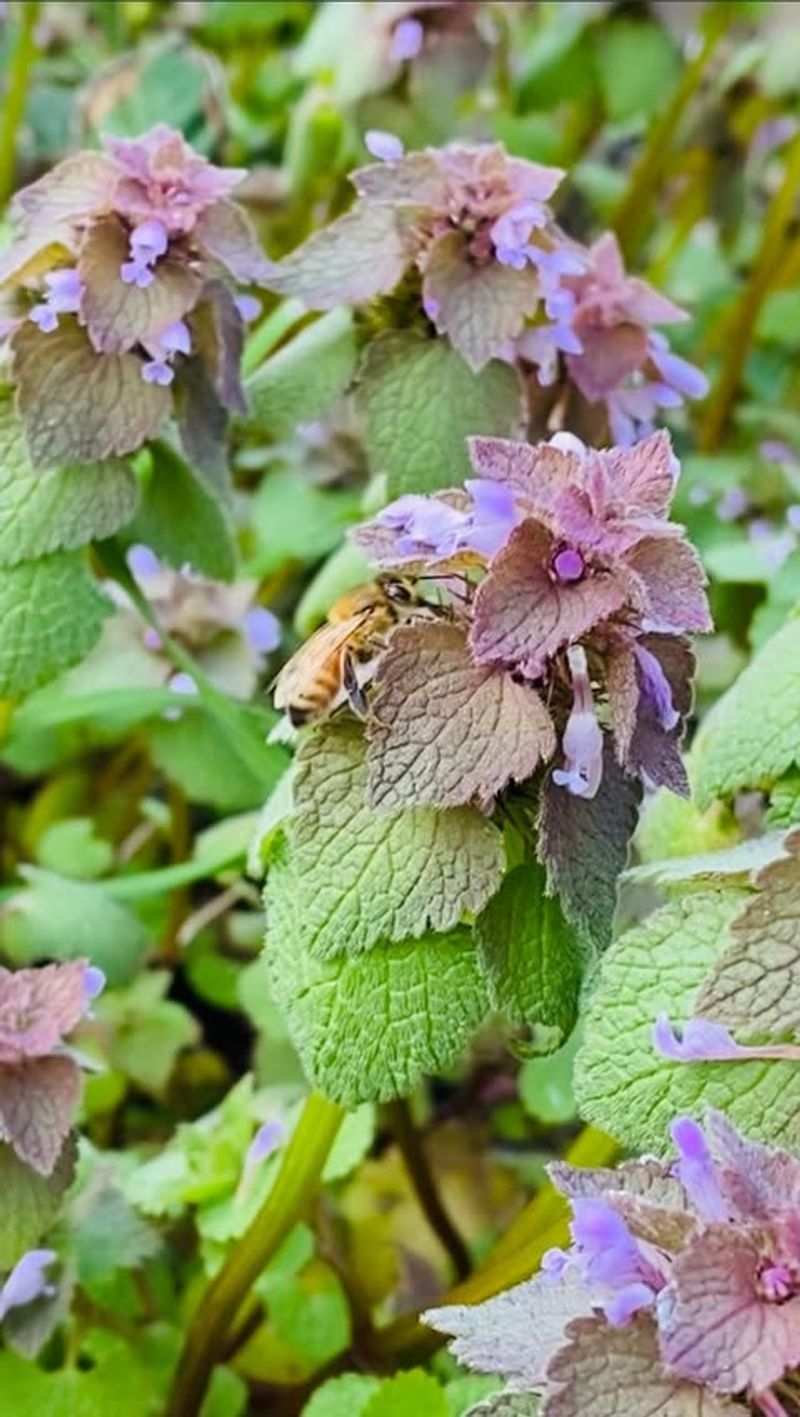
left=553, top=646, right=603, bottom=799
left=168, top=672, right=198, bottom=697
left=246, top=1118, right=286, bottom=1167
left=127, top=544, right=162, bottom=580
left=29, top=303, right=59, bottom=332
left=156, top=319, right=192, bottom=356
left=120, top=260, right=155, bottom=288
left=634, top=644, right=678, bottom=731
left=365, top=129, right=405, bottom=162
left=0, top=1250, right=57, bottom=1322
left=234, top=294, right=262, bottom=323
left=649, top=344, right=709, bottom=400
left=44, top=266, right=82, bottom=312
left=244, top=606, right=281, bottom=655
left=83, top=966, right=106, bottom=1004
left=390, top=15, right=424, bottom=62
left=129, top=218, right=169, bottom=262
left=604, top=1281, right=657, bottom=1328
left=553, top=548, right=585, bottom=583
left=670, top=1116, right=727, bottom=1221
left=142, top=358, right=174, bottom=386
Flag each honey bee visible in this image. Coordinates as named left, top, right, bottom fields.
left=273, top=577, right=426, bottom=726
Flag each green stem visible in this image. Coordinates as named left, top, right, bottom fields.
left=165, top=1091, right=346, bottom=1417
left=0, top=2, right=40, bottom=209
left=242, top=297, right=307, bottom=376
left=699, top=128, right=800, bottom=451
left=612, top=3, right=730, bottom=261
left=371, top=1124, right=618, bottom=1365
left=385, top=1099, right=471, bottom=1281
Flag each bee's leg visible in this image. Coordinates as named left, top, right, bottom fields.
left=342, top=650, right=369, bottom=718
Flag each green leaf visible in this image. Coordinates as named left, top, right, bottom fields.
left=593, top=18, right=681, bottom=122
left=262, top=1260, right=351, bottom=1369
left=36, top=817, right=114, bottom=880
left=445, top=1379, right=503, bottom=1417
left=464, top=1399, right=538, bottom=1417
left=301, top=1374, right=382, bottom=1417
left=0, top=1138, right=76, bottom=1269
left=693, top=615, right=800, bottom=807
left=359, top=331, right=522, bottom=497
left=0, top=551, right=110, bottom=697
left=71, top=1184, right=160, bottom=1284
left=363, top=1373, right=449, bottom=1417
left=575, top=887, right=800, bottom=1153
left=247, top=465, right=362, bottom=577
left=287, top=721, right=505, bottom=959
left=294, top=541, right=373, bottom=638
left=149, top=710, right=287, bottom=812
left=519, top=1027, right=580, bottom=1126
left=0, top=1331, right=154, bottom=1416
left=245, top=309, right=357, bottom=437
left=475, top=863, right=583, bottom=1046
left=266, top=852, right=489, bottom=1104
left=1, top=868, right=151, bottom=984
left=99, top=971, right=201, bottom=1095
left=0, top=397, right=138, bottom=567
left=126, top=442, right=236, bottom=581
left=767, top=773, right=800, bottom=828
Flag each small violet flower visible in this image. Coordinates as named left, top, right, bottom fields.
left=390, top=15, right=424, bottom=62
left=29, top=266, right=83, bottom=332
left=120, top=217, right=169, bottom=287
left=141, top=318, right=191, bottom=386
left=670, top=1116, right=728, bottom=1222
left=0, top=1250, right=57, bottom=1323
left=654, top=1014, right=800, bottom=1065
left=365, top=129, right=405, bottom=163
left=553, top=646, right=604, bottom=800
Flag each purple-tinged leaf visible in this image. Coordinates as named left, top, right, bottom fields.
left=422, top=230, right=540, bottom=372
left=537, top=740, right=642, bottom=952
left=545, top=1314, right=734, bottom=1417
left=367, top=621, right=556, bottom=809
left=568, top=322, right=649, bottom=401
left=0, top=1056, right=81, bottom=1176
left=12, top=320, right=170, bottom=467
left=193, top=199, right=273, bottom=283
left=470, top=520, right=632, bottom=678
left=78, top=216, right=201, bottom=354
left=10, top=152, right=116, bottom=231
left=658, top=1228, right=800, bottom=1394
left=190, top=280, right=247, bottom=414
left=426, top=1268, right=591, bottom=1389
left=0, top=961, right=91, bottom=1063
left=625, top=538, right=712, bottom=635
left=265, top=202, right=418, bottom=307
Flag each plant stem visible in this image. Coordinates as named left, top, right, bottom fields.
left=0, top=2, right=40, bottom=209
left=612, top=3, right=730, bottom=261
left=699, top=128, right=800, bottom=451
left=385, top=1099, right=471, bottom=1281
left=371, top=1123, right=618, bottom=1365
left=242, top=297, right=307, bottom=376
left=165, top=1091, right=346, bottom=1417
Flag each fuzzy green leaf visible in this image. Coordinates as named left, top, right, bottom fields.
left=0, top=552, right=110, bottom=697
left=266, top=851, right=489, bottom=1104
left=149, top=711, right=287, bottom=813
left=0, top=398, right=138, bottom=567
left=475, top=863, right=583, bottom=1045
left=693, top=616, right=800, bottom=807
left=245, top=308, right=357, bottom=437
left=359, top=331, right=522, bottom=497
left=1, top=868, right=151, bottom=985
left=247, top=466, right=362, bottom=577
left=301, top=1375, right=382, bottom=1417
left=126, top=442, right=236, bottom=580
left=575, top=887, right=800, bottom=1153
left=0, top=1138, right=76, bottom=1269
left=288, top=721, right=505, bottom=959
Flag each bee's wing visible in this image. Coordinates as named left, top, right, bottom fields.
left=272, top=612, right=371, bottom=708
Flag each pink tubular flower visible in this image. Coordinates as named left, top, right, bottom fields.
left=104, top=124, right=247, bottom=236
left=553, top=646, right=604, bottom=799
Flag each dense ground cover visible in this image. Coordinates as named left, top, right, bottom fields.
left=2, top=2, right=800, bottom=1414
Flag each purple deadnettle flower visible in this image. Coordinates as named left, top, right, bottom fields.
left=390, top=14, right=424, bottom=61
left=0, top=1250, right=58, bottom=1323
left=427, top=1110, right=800, bottom=1416
left=265, top=139, right=568, bottom=372
left=355, top=428, right=709, bottom=818
left=116, top=546, right=279, bottom=702
left=3, top=123, right=267, bottom=468
left=654, top=1014, right=800, bottom=1065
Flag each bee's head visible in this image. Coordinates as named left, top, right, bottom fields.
left=383, top=578, right=415, bottom=605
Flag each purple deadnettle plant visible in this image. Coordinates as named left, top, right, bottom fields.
left=0, top=960, right=104, bottom=1176
left=0, top=123, right=270, bottom=468
left=265, top=138, right=574, bottom=372
left=427, top=1110, right=800, bottom=1417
